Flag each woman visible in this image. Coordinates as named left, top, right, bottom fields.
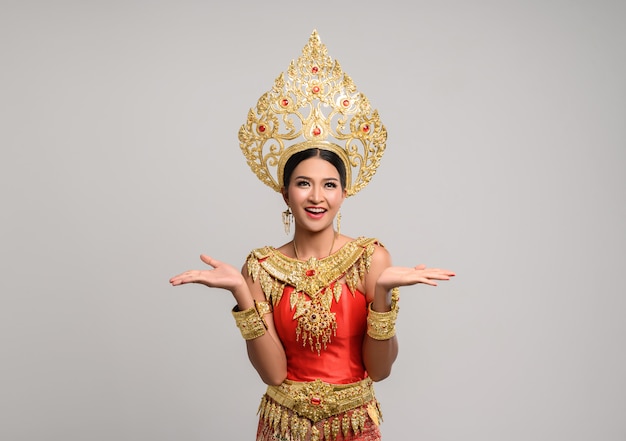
left=170, top=31, right=454, bottom=441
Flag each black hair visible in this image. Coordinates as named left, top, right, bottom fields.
left=282, top=148, right=347, bottom=190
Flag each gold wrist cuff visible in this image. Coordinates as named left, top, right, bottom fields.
left=366, top=287, right=399, bottom=340
left=232, top=305, right=266, bottom=340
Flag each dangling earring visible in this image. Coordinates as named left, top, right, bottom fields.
left=282, top=207, right=293, bottom=235
left=336, top=211, right=341, bottom=235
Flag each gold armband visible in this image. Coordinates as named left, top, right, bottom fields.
left=366, top=287, right=400, bottom=340
left=232, top=305, right=266, bottom=340
left=254, top=300, right=272, bottom=328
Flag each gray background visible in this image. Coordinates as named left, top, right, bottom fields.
left=2, top=0, right=625, bottom=440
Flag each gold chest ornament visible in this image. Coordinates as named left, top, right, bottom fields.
left=246, top=237, right=378, bottom=354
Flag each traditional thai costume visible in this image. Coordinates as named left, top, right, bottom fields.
left=248, top=237, right=384, bottom=441
left=231, top=30, right=399, bottom=441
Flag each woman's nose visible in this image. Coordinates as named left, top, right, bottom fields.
left=308, top=185, right=322, bottom=203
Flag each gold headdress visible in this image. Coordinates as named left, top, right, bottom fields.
left=238, top=30, right=387, bottom=197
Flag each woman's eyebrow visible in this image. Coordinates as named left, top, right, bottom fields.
left=294, top=176, right=339, bottom=181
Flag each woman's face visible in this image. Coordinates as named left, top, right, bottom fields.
left=283, top=157, right=346, bottom=234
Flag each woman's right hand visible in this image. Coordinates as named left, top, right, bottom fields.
left=169, top=254, right=246, bottom=294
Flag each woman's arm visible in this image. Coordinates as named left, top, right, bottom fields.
left=362, top=245, right=456, bottom=381
left=170, top=255, right=287, bottom=385
left=241, top=267, right=288, bottom=386
left=362, top=245, right=399, bottom=382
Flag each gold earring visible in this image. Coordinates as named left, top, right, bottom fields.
left=282, top=208, right=293, bottom=235
left=336, top=211, right=341, bottom=235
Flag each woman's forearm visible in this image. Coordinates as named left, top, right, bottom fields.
left=362, top=283, right=399, bottom=381
left=246, top=331, right=287, bottom=386
left=231, top=282, right=287, bottom=385
left=362, top=335, right=398, bottom=381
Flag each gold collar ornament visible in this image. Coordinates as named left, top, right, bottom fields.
left=238, top=30, right=387, bottom=197
left=246, top=237, right=378, bottom=354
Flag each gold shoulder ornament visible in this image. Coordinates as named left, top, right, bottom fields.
left=238, top=30, right=387, bottom=197
left=246, top=237, right=380, bottom=354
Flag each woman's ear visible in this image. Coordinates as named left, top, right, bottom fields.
left=281, top=187, right=289, bottom=205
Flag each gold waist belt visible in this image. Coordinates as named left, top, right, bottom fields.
left=264, top=377, right=375, bottom=423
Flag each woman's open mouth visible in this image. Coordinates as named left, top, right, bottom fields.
left=305, top=207, right=327, bottom=219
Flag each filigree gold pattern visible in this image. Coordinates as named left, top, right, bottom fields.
left=238, top=30, right=387, bottom=197
left=259, top=378, right=382, bottom=440
left=366, top=287, right=400, bottom=340
left=246, top=237, right=379, bottom=353
left=231, top=305, right=266, bottom=340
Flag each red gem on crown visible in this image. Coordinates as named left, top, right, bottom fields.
left=258, top=125, right=266, bottom=133
left=312, top=127, right=321, bottom=136
left=312, top=85, right=320, bottom=94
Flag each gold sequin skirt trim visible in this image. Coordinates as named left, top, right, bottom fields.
left=256, top=378, right=382, bottom=441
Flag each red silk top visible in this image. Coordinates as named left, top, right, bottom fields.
left=273, top=283, right=369, bottom=384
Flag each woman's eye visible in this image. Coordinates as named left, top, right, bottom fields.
left=325, top=182, right=338, bottom=188
left=296, top=180, right=310, bottom=187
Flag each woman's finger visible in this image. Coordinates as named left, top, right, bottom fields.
left=200, top=254, right=219, bottom=268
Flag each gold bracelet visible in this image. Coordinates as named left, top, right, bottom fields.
left=232, top=305, right=266, bottom=340
left=366, top=287, right=400, bottom=340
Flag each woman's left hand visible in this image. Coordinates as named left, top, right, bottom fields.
left=376, top=264, right=455, bottom=292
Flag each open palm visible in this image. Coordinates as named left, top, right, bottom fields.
left=169, top=255, right=244, bottom=291
left=377, top=264, right=455, bottom=291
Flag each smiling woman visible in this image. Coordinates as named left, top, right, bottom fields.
left=282, top=151, right=346, bottom=241
left=169, top=30, right=454, bottom=441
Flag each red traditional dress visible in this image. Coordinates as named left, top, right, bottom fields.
left=246, top=237, right=384, bottom=441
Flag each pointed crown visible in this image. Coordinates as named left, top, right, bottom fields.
left=238, top=30, right=387, bottom=197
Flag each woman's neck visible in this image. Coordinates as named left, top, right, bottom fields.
left=292, top=228, right=337, bottom=260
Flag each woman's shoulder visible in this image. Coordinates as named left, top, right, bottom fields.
left=246, top=241, right=294, bottom=260
left=345, top=235, right=389, bottom=252
left=360, top=236, right=392, bottom=268
left=245, top=244, right=275, bottom=260
left=274, top=241, right=294, bottom=258
left=336, top=235, right=391, bottom=268
left=335, top=234, right=381, bottom=247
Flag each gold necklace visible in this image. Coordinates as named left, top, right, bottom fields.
left=293, top=233, right=336, bottom=261
left=248, top=237, right=379, bottom=354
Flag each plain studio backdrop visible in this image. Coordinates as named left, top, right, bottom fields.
left=1, top=1, right=624, bottom=440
